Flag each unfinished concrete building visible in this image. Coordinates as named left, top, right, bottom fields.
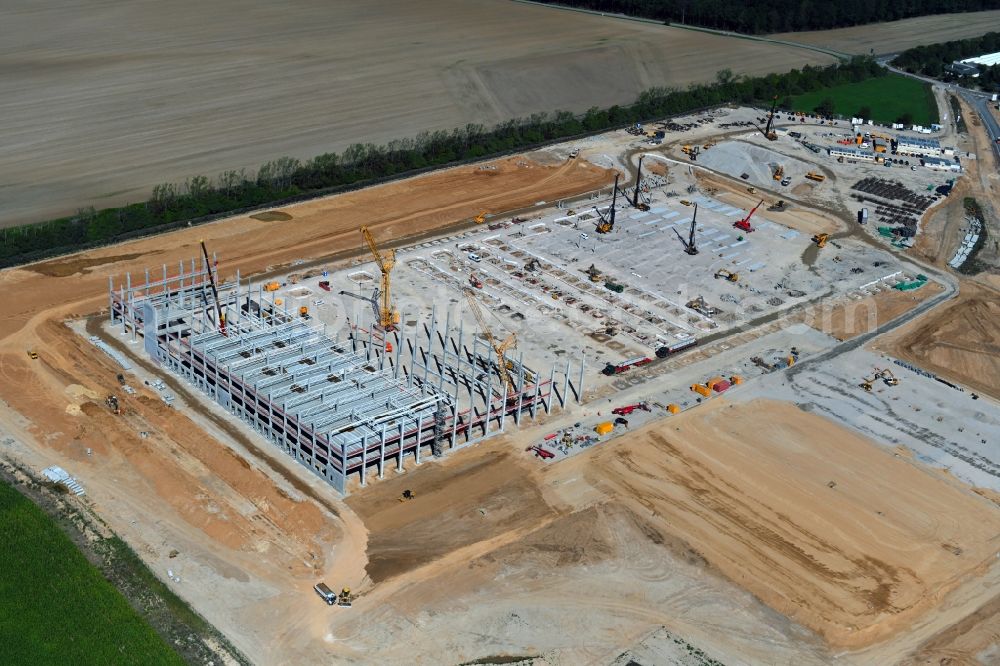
left=108, top=257, right=582, bottom=494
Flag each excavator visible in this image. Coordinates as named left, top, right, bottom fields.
left=874, top=367, right=900, bottom=386
left=714, top=269, right=739, bottom=282
left=585, top=264, right=603, bottom=282
left=859, top=374, right=878, bottom=392
left=734, top=199, right=763, bottom=233
left=473, top=211, right=487, bottom=224
left=595, top=174, right=621, bottom=234
left=469, top=273, right=483, bottom=289
left=465, top=289, right=517, bottom=396
left=812, top=233, right=829, bottom=248
left=361, top=226, right=401, bottom=330
left=772, top=164, right=784, bottom=181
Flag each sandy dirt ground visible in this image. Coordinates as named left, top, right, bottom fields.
left=0, top=155, right=612, bottom=663
left=819, top=281, right=945, bottom=341
left=883, top=280, right=1000, bottom=400
left=0, top=0, right=838, bottom=226
left=317, top=398, right=1000, bottom=664
left=770, top=11, right=1000, bottom=54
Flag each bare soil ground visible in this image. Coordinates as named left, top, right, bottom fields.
left=818, top=281, right=945, bottom=341
left=565, top=399, right=1000, bottom=650
left=0, top=154, right=611, bottom=662
left=771, top=11, right=1000, bottom=54
left=884, top=281, right=1000, bottom=399
left=0, top=0, right=836, bottom=226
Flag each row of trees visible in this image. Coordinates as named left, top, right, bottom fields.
left=531, top=0, right=998, bottom=34
left=893, top=31, right=1000, bottom=88
left=0, top=57, right=886, bottom=267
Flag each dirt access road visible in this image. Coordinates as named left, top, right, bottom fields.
left=0, top=155, right=611, bottom=663
left=0, top=0, right=837, bottom=226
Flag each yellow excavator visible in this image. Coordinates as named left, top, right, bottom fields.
left=474, top=211, right=487, bottom=224
left=465, top=289, right=517, bottom=395
left=812, top=233, right=829, bottom=248
left=859, top=374, right=877, bottom=392
left=714, top=269, right=739, bottom=282
left=361, top=226, right=401, bottom=330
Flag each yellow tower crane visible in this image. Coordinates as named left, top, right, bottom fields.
left=361, top=226, right=401, bottom=330
left=464, top=289, right=516, bottom=396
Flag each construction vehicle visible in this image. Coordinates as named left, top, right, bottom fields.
left=264, top=282, right=281, bottom=292
left=612, top=403, right=650, bottom=416
left=772, top=165, right=784, bottom=181
left=569, top=148, right=580, bottom=159
left=714, top=269, right=739, bottom=282
left=763, top=96, right=778, bottom=140
left=337, top=587, right=353, bottom=608
left=874, top=367, right=900, bottom=386
left=812, top=233, right=829, bottom=248
left=314, top=582, right=337, bottom=605
left=601, top=356, right=652, bottom=376
left=398, top=489, right=415, bottom=502
left=859, top=375, right=876, bottom=392
left=595, top=174, right=620, bottom=234
left=469, top=273, right=483, bottom=289
left=674, top=202, right=699, bottom=255
left=688, top=145, right=700, bottom=161
left=105, top=395, right=121, bottom=415
left=655, top=338, right=697, bottom=358
left=747, top=186, right=756, bottom=194
left=604, top=280, right=624, bottom=293
left=318, top=280, right=331, bottom=291
left=585, top=264, right=603, bottom=282
left=465, top=289, right=517, bottom=396
left=525, top=258, right=541, bottom=272
left=767, top=200, right=786, bottom=212
left=805, top=171, right=826, bottom=182
left=734, top=199, right=763, bottom=233
left=473, top=210, right=487, bottom=224
left=531, top=445, right=555, bottom=459
left=27, top=350, right=38, bottom=360
left=199, top=240, right=226, bottom=335
left=630, top=155, right=650, bottom=211
left=686, top=295, right=720, bottom=316
left=299, top=306, right=309, bottom=318
left=361, top=226, right=401, bottom=330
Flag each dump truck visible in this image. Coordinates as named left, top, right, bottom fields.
left=690, top=383, right=711, bottom=397
left=805, top=171, right=826, bottom=182
left=604, top=280, right=625, bottom=293
left=318, top=280, right=331, bottom=291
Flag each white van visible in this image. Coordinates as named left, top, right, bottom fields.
left=468, top=253, right=482, bottom=262
left=314, top=582, right=336, bottom=605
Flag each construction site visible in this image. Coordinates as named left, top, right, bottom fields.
left=3, top=88, right=1000, bottom=665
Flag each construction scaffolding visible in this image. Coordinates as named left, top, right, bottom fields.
left=108, top=256, right=580, bottom=494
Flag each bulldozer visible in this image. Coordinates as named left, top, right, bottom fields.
left=812, top=233, right=829, bottom=249
left=714, top=269, right=739, bottom=282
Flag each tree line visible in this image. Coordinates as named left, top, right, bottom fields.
left=529, top=0, right=999, bottom=34
left=893, top=30, right=1000, bottom=88
left=0, top=57, right=885, bottom=268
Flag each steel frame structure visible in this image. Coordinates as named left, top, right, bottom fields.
left=108, top=256, right=582, bottom=494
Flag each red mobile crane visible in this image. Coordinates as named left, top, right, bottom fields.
left=733, top=199, right=764, bottom=233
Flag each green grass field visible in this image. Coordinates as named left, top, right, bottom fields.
left=0, top=481, right=183, bottom=665
left=790, top=74, right=938, bottom=126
